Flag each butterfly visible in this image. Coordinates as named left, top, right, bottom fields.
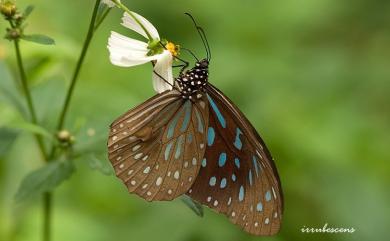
left=107, top=14, right=283, bottom=236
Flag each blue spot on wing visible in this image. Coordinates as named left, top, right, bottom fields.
left=174, top=136, right=184, bottom=159
left=207, top=127, right=215, bottom=146
left=234, top=158, right=240, bottom=168
left=218, top=152, right=227, bottom=167
left=187, top=133, right=193, bottom=143
left=248, top=169, right=253, bottom=186
left=253, top=155, right=260, bottom=177
left=194, top=108, right=204, bottom=133
left=239, top=186, right=244, bottom=202
left=201, top=158, right=207, bottom=167
left=180, top=101, right=192, bottom=132
left=220, top=178, right=227, bottom=188
left=207, top=94, right=226, bottom=128
left=233, top=128, right=243, bottom=150
left=265, top=190, right=272, bottom=202
left=164, top=142, right=173, bottom=161
left=256, top=202, right=263, bottom=212
left=232, top=173, right=236, bottom=182
left=209, top=176, right=216, bottom=186
left=167, top=105, right=184, bottom=139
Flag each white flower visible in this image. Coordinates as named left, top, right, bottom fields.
left=101, top=0, right=117, bottom=8
left=108, top=11, right=175, bottom=93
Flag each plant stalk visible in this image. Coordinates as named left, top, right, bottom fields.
left=13, top=39, right=48, bottom=160
left=56, top=0, right=101, bottom=131
left=11, top=24, right=52, bottom=241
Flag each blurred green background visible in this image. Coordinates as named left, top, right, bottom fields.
left=1, top=0, right=390, bottom=241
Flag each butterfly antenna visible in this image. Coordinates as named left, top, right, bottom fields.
left=185, top=13, right=211, bottom=61
left=181, top=47, right=199, bottom=62
left=198, top=27, right=211, bottom=61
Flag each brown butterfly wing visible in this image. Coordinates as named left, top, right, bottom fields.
left=188, top=84, right=283, bottom=235
left=108, top=90, right=209, bottom=201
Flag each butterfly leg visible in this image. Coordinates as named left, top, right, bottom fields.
left=153, top=70, right=181, bottom=91
left=173, top=64, right=187, bottom=68
left=173, top=55, right=189, bottom=75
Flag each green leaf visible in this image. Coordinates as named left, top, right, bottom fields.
left=7, top=121, right=53, bottom=140
left=23, top=5, right=34, bottom=18
left=21, top=34, right=55, bottom=45
left=0, top=129, right=18, bottom=157
left=0, top=103, right=53, bottom=140
left=88, top=155, right=113, bottom=176
left=0, top=62, right=24, bottom=113
left=14, top=161, right=75, bottom=202
left=181, top=195, right=204, bottom=217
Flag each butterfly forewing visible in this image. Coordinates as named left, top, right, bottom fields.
left=187, top=84, right=283, bottom=235
left=108, top=90, right=209, bottom=201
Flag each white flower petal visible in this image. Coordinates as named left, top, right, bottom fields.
left=109, top=31, right=148, bottom=51
left=122, top=12, right=160, bottom=40
left=152, top=50, right=173, bottom=93
left=108, top=31, right=159, bottom=67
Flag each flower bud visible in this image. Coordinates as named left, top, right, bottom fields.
left=5, top=27, right=20, bottom=40
left=57, top=130, right=75, bottom=147
left=0, top=1, right=17, bottom=18
left=57, top=130, right=71, bottom=142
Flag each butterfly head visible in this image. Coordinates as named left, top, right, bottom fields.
left=197, top=59, right=209, bottom=68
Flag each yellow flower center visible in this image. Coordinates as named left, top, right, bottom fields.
left=165, top=42, right=179, bottom=57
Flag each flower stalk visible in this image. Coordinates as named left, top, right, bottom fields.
left=55, top=0, right=101, bottom=131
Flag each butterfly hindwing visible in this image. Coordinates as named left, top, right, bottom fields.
left=188, top=84, right=283, bottom=235
left=108, top=90, right=209, bottom=201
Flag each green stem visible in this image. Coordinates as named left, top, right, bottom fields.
left=113, top=0, right=154, bottom=41
left=56, top=0, right=101, bottom=131
left=13, top=39, right=48, bottom=160
left=43, top=192, right=52, bottom=241
left=94, top=7, right=111, bottom=31
left=10, top=22, right=52, bottom=241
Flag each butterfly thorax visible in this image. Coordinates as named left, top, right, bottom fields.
left=176, top=59, right=209, bottom=100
